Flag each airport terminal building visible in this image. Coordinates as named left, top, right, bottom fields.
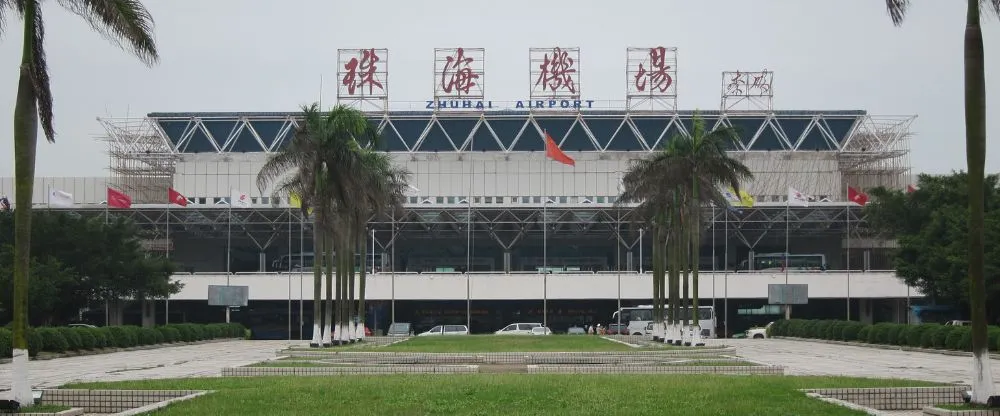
left=0, top=47, right=920, bottom=338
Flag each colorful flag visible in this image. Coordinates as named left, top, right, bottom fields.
left=544, top=132, right=575, bottom=166
left=787, top=186, right=809, bottom=207
left=0, top=195, right=11, bottom=211
left=289, top=192, right=302, bottom=208
left=168, top=188, right=188, bottom=207
left=906, top=184, right=919, bottom=194
left=107, top=188, right=132, bottom=209
left=230, top=190, right=251, bottom=208
left=847, top=186, right=869, bottom=206
left=725, top=187, right=755, bottom=208
left=48, top=189, right=74, bottom=208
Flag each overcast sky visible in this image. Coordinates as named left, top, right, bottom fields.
left=0, top=0, right=995, bottom=177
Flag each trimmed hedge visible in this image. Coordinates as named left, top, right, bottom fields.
left=0, top=323, right=245, bottom=357
left=768, top=319, right=1000, bottom=352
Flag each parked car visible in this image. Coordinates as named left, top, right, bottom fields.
left=746, top=322, right=774, bottom=339
left=418, top=324, right=470, bottom=336
left=606, top=323, right=629, bottom=335
left=531, top=326, right=552, bottom=336
left=387, top=322, right=413, bottom=336
left=567, top=326, right=586, bottom=335
left=68, top=323, right=97, bottom=329
left=495, top=323, right=543, bottom=335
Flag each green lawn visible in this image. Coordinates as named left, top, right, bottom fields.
left=65, top=375, right=942, bottom=416
left=344, top=335, right=645, bottom=352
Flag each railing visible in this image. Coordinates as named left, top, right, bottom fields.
left=185, top=269, right=897, bottom=276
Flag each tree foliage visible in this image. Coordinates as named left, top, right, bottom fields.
left=0, top=210, right=180, bottom=326
left=865, top=172, right=1000, bottom=315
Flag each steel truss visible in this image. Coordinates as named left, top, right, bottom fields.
left=56, top=204, right=871, bottom=254
left=99, top=110, right=914, bottom=155
left=99, top=117, right=181, bottom=204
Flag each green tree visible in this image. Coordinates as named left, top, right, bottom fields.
left=886, top=0, right=1000, bottom=404
left=2, top=0, right=159, bottom=405
left=866, top=173, right=1000, bottom=314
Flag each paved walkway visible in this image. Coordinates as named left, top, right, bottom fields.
left=3, top=337, right=999, bottom=391
left=719, top=338, right=1000, bottom=388
left=0, top=340, right=304, bottom=391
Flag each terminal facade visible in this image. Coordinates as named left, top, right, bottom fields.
left=0, top=47, right=920, bottom=337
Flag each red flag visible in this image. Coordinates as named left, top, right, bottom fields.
left=168, top=188, right=188, bottom=207
left=544, top=132, right=575, bottom=166
left=107, top=188, right=132, bottom=209
left=847, top=186, right=869, bottom=206
left=906, top=184, right=918, bottom=194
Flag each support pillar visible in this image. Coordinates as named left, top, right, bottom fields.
left=141, top=298, right=156, bottom=328
left=626, top=251, right=633, bottom=272
left=503, top=250, right=512, bottom=273
left=259, top=252, right=267, bottom=272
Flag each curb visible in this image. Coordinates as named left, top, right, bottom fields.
left=0, top=338, right=245, bottom=364
left=773, top=336, right=1000, bottom=360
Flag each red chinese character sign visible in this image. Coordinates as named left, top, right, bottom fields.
left=336, top=48, right=389, bottom=111
left=529, top=47, right=581, bottom=102
left=434, top=48, right=485, bottom=103
left=626, top=46, right=678, bottom=112
left=721, top=70, right=774, bottom=112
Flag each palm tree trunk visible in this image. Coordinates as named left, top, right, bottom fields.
left=11, top=2, right=40, bottom=405
left=690, top=181, right=701, bottom=344
left=651, top=225, right=662, bottom=339
left=341, top=230, right=352, bottom=343
left=357, top=221, right=368, bottom=340
left=348, top=221, right=357, bottom=341
left=670, top=198, right=681, bottom=343
left=310, top=224, right=323, bottom=347
left=323, top=229, right=335, bottom=346
left=964, top=0, right=994, bottom=404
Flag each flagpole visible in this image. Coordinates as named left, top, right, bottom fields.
left=288, top=204, right=293, bottom=340
left=391, top=210, right=396, bottom=325
left=724, top=207, right=729, bottom=338
left=846, top=188, right=852, bottom=321
left=299, top=213, right=305, bottom=340
left=166, top=196, right=171, bottom=326
left=712, top=204, right=716, bottom=307
left=226, top=191, right=232, bottom=324
left=542, top=140, right=548, bottom=329
left=784, top=191, right=791, bottom=320
left=466, top=127, right=473, bottom=331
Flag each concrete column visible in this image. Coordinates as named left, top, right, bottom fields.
left=141, top=299, right=156, bottom=328
left=626, top=251, right=634, bottom=272
left=748, top=250, right=755, bottom=271
left=859, top=299, right=874, bottom=325
left=259, top=252, right=267, bottom=272
left=503, top=250, right=512, bottom=273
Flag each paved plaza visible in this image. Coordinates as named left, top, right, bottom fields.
left=2, top=338, right=998, bottom=391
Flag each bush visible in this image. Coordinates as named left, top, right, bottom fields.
left=137, top=327, right=163, bottom=346
left=36, top=327, right=70, bottom=353
left=886, top=324, right=908, bottom=345
left=904, top=324, right=933, bottom=347
left=841, top=322, right=865, bottom=341
left=946, top=326, right=971, bottom=351
left=931, top=325, right=954, bottom=349
left=56, top=327, right=82, bottom=351
left=157, top=326, right=180, bottom=343
left=96, top=327, right=115, bottom=348
left=988, top=327, right=1000, bottom=351
left=27, top=329, right=42, bottom=357
left=857, top=325, right=873, bottom=343
left=74, top=327, right=97, bottom=350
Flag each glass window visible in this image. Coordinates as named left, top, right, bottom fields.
left=447, top=196, right=455, bottom=204
left=435, top=197, right=444, bottom=204
left=502, top=324, right=515, bottom=331
left=532, top=196, right=541, bottom=203
left=521, top=196, right=530, bottom=203
left=597, top=196, right=606, bottom=203
left=495, top=196, right=503, bottom=203
left=428, top=326, right=442, bottom=333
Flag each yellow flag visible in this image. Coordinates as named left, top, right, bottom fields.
left=289, top=192, right=302, bottom=208
left=727, top=187, right=755, bottom=208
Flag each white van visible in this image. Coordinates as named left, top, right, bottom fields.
left=418, top=324, right=470, bottom=336
left=495, top=323, right=543, bottom=335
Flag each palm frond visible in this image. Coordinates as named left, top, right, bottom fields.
left=885, top=0, right=909, bottom=26
left=58, top=0, right=158, bottom=66
left=26, top=1, right=55, bottom=142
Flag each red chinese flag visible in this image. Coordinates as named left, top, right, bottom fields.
left=848, top=186, right=869, bottom=206
left=107, top=187, right=132, bottom=209
left=168, top=188, right=188, bottom=207
left=544, top=132, right=575, bottom=166
left=906, top=184, right=918, bottom=194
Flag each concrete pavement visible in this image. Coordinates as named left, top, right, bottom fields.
left=0, top=340, right=304, bottom=391
left=720, top=338, right=1000, bottom=387
left=2, top=337, right=998, bottom=392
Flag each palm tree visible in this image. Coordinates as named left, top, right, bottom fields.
left=885, top=0, right=998, bottom=403
left=619, top=114, right=751, bottom=346
left=258, top=103, right=378, bottom=346
left=3, top=0, right=158, bottom=405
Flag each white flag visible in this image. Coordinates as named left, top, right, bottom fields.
left=230, top=190, right=251, bottom=207
left=49, top=189, right=74, bottom=208
left=787, top=186, right=809, bottom=207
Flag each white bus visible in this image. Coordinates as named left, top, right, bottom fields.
left=737, top=253, right=826, bottom=272
left=612, top=305, right=717, bottom=338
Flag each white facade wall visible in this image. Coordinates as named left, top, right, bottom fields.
left=0, top=177, right=108, bottom=205
left=0, top=150, right=853, bottom=207
left=169, top=271, right=919, bottom=301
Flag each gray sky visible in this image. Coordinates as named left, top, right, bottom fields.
left=0, top=0, right=995, bottom=177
